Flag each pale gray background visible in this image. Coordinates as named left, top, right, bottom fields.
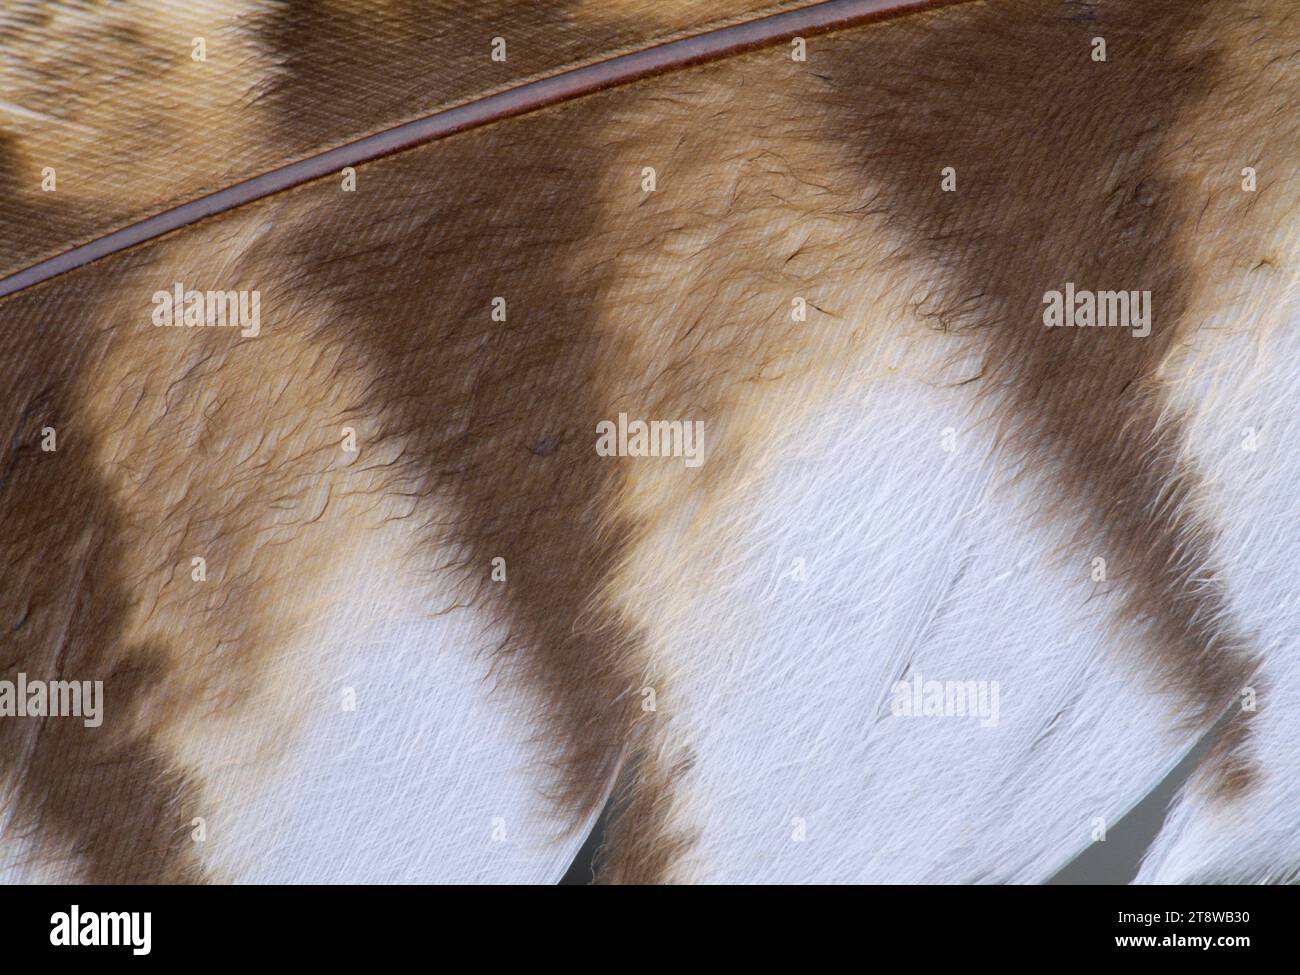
left=559, top=736, right=1211, bottom=884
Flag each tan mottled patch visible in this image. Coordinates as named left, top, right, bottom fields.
left=0, top=1, right=280, bottom=269
left=69, top=219, right=427, bottom=858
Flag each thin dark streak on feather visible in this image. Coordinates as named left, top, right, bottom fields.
left=0, top=0, right=971, bottom=301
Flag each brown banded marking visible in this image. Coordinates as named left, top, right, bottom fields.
left=0, top=0, right=1293, bottom=883
left=814, top=0, right=1266, bottom=779
left=571, top=0, right=1293, bottom=878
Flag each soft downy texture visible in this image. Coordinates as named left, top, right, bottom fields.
left=0, top=0, right=1297, bottom=884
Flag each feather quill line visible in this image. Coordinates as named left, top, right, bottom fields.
left=0, top=0, right=970, bottom=301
